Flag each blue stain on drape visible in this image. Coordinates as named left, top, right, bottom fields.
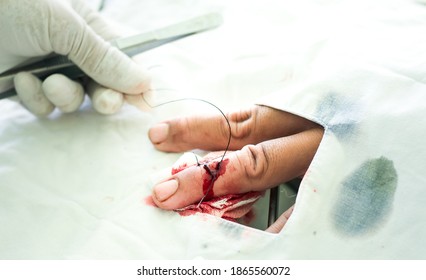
left=315, top=93, right=362, bottom=140
left=332, top=157, right=398, bottom=236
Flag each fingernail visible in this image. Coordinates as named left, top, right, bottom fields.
left=153, top=179, right=178, bottom=202
left=149, top=123, right=169, bottom=143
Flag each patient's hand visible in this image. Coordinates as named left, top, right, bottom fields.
left=148, top=105, right=324, bottom=233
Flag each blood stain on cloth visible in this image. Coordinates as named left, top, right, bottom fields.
left=331, top=157, right=398, bottom=236
left=175, top=191, right=263, bottom=222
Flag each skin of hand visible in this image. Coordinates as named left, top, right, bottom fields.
left=0, top=0, right=150, bottom=116
left=148, top=105, right=324, bottom=233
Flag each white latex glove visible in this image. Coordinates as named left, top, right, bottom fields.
left=0, top=0, right=150, bottom=115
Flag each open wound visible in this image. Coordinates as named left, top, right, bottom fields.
left=172, top=153, right=263, bottom=221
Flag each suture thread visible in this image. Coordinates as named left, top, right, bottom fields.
left=142, top=89, right=232, bottom=206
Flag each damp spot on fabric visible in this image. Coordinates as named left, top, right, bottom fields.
left=332, top=157, right=397, bottom=236
left=315, top=93, right=362, bottom=140
left=218, top=218, right=245, bottom=239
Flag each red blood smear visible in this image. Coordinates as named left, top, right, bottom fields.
left=152, top=157, right=262, bottom=222
left=143, top=195, right=158, bottom=207
left=202, top=159, right=229, bottom=200
left=171, top=163, right=190, bottom=175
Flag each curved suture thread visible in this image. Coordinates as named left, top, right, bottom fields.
left=141, top=89, right=232, bottom=206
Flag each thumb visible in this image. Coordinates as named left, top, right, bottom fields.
left=48, top=0, right=150, bottom=95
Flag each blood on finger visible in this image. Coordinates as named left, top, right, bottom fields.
left=201, top=158, right=229, bottom=202
left=171, top=156, right=230, bottom=204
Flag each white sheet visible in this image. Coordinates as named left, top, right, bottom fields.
left=1, top=0, right=426, bottom=259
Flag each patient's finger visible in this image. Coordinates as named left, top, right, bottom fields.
left=149, top=105, right=319, bottom=153
left=265, top=205, right=295, bottom=233
left=151, top=127, right=323, bottom=210
left=42, top=74, right=85, bottom=113
left=14, top=72, right=55, bottom=116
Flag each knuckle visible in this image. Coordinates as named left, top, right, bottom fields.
left=239, top=144, right=269, bottom=181
left=224, top=107, right=258, bottom=141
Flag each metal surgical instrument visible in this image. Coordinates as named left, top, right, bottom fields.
left=0, top=13, right=222, bottom=100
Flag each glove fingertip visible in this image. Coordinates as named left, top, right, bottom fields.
left=122, top=64, right=152, bottom=95
left=14, top=72, right=55, bottom=116
left=88, top=84, right=124, bottom=114
left=42, top=74, right=85, bottom=113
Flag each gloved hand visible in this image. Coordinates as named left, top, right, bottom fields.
left=0, top=0, right=150, bottom=116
